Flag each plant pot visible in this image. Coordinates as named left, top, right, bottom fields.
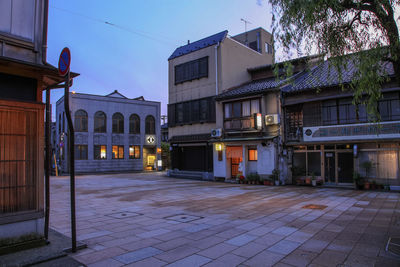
left=364, top=182, right=370, bottom=190
left=356, top=183, right=364, bottom=190
left=311, top=180, right=317, bottom=187
left=305, top=177, right=311, bottom=185
left=274, top=180, right=280, bottom=186
left=263, top=181, right=271, bottom=186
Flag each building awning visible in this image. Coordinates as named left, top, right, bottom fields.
left=211, top=135, right=277, bottom=143
left=0, top=56, right=79, bottom=89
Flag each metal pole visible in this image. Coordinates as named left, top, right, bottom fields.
left=44, top=87, right=51, bottom=240
left=63, top=71, right=76, bottom=252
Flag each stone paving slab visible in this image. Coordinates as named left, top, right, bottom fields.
left=44, top=172, right=400, bottom=266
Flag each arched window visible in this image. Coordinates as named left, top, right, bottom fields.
left=112, top=113, right=124, bottom=133
left=129, top=114, right=140, bottom=134
left=74, top=109, right=88, bottom=132
left=94, top=111, right=107, bottom=133
left=145, top=115, right=155, bottom=134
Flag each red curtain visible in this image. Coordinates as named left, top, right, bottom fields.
left=226, top=146, right=243, bottom=159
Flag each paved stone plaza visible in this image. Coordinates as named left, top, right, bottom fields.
left=49, top=172, right=400, bottom=267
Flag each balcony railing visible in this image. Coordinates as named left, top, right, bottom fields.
left=286, top=127, right=303, bottom=142
left=224, top=117, right=254, bottom=131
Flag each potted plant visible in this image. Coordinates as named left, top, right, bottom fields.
left=361, top=160, right=373, bottom=189
left=384, top=184, right=390, bottom=191
left=311, top=172, right=317, bottom=187
left=263, top=177, right=272, bottom=185
left=353, top=171, right=363, bottom=190
left=271, top=169, right=280, bottom=186
left=371, top=180, right=377, bottom=190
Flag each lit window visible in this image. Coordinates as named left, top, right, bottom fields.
left=129, top=145, right=141, bottom=159
left=249, top=149, right=258, bottom=161
left=94, top=145, right=107, bottom=159
left=147, top=155, right=156, bottom=166
left=112, top=145, right=124, bottom=159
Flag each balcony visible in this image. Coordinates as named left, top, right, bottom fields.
left=224, top=117, right=255, bottom=131
left=286, top=127, right=303, bottom=142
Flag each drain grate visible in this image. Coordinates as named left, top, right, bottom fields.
left=106, top=211, right=142, bottom=219
left=164, top=214, right=203, bottom=223
left=302, top=204, right=328, bottom=210
left=386, top=237, right=400, bottom=256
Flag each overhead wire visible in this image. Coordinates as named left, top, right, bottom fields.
left=50, top=5, right=177, bottom=47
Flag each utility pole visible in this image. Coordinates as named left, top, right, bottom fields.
left=240, top=18, right=252, bottom=46
left=161, top=115, right=167, bottom=125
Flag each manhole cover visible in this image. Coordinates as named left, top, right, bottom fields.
left=164, top=214, right=202, bottom=223
left=302, top=204, right=327, bottom=210
left=386, top=237, right=400, bottom=256
left=106, top=211, right=141, bottom=219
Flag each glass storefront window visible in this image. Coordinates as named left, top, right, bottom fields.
left=308, top=152, right=321, bottom=176
left=293, top=153, right=306, bottom=176
left=377, top=151, right=398, bottom=179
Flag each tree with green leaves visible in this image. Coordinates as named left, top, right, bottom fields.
left=270, top=0, right=400, bottom=117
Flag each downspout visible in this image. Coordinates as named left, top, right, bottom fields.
left=215, top=42, right=220, bottom=95
left=42, top=0, right=49, bottom=64
left=276, top=90, right=282, bottom=183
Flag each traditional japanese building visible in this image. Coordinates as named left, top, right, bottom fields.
left=212, top=56, right=318, bottom=182
left=0, top=0, right=76, bottom=240
left=282, top=57, right=400, bottom=186
left=168, top=28, right=274, bottom=179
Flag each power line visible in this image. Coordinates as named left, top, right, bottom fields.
left=50, top=5, right=176, bottom=46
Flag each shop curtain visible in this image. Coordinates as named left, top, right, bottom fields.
left=226, top=146, right=243, bottom=159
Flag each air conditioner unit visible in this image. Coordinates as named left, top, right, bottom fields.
left=211, top=128, right=222, bottom=138
left=265, top=114, right=279, bottom=125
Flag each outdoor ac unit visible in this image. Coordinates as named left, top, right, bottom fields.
left=211, top=128, right=222, bottom=138
left=265, top=114, right=279, bottom=125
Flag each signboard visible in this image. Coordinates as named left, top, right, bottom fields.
left=254, top=113, right=262, bottom=130
left=145, top=135, right=156, bottom=146
left=303, top=121, right=400, bottom=142
left=58, top=47, right=71, bottom=76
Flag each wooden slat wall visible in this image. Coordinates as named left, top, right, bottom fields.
left=0, top=107, right=38, bottom=214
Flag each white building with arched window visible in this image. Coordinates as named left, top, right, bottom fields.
left=55, top=90, right=161, bottom=173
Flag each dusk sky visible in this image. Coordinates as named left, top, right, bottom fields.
left=46, top=0, right=273, bottom=120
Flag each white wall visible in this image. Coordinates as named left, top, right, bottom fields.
left=257, top=142, right=276, bottom=176
left=213, top=141, right=277, bottom=179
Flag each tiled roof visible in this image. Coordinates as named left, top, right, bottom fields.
left=283, top=59, right=395, bottom=93
left=216, top=75, right=290, bottom=101
left=168, top=31, right=228, bottom=60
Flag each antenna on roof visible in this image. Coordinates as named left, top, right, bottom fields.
left=240, top=18, right=252, bottom=46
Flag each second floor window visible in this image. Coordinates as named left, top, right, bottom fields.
left=94, top=111, right=106, bottom=133
left=168, top=96, right=216, bottom=126
left=175, top=57, right=208, bottom=84
left=129, top=114, right=140, bottom=134
left=112, top=113, right=124, bottom=133
left=224, top=99, right=261, bottom=130
left=145, top=115, right=155, bottom=134
left=74, top=110, right=88, bottom=132
left=224, top=99, right=260, bottom=119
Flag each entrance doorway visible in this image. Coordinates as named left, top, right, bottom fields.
left=338, top=152, right=353, bottom=183
left=324, top=152, right=335, bottom=183
left=231, top=158, right=241, bottom=178
left=226, top=146, right=243, bottom=178
left=143, top=147, right=156, bottom=171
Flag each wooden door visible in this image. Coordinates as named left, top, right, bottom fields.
left=0, top=101, right=43, bottom=215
